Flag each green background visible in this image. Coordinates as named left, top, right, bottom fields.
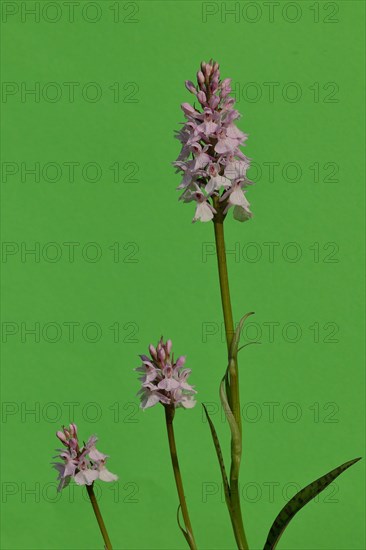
left=1, top=0, right=365, bottom=548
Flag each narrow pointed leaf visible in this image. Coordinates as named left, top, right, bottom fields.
left=219, top=361, right=242, bottom=478
left=237, top=341, right=261, bottom=353
left=229, top=311, right=255, bottom=359
left=176, top=504, right=192, bottom=547
left=202, top=404, right=231, bottom=505
left=225, top=369, right=232, bottom=410
left=263, top=457, right=361, bottom=550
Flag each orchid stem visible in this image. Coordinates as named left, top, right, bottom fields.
left=213, top=215, right=249, bottom=550
left=165, top=405, right=197, bottom=550
left=86, top=483, right=113, bottom=550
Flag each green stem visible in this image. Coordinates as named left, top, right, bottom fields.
left=86, top=483, right=113, bottom=550
left=165, top=406, right=197, bottom=550
left=213, top=216, right=249, bottom=550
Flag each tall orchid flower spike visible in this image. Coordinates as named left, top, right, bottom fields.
left=174, top=59, right=252, bottom=549
left=136, top=338, right=197, bottom=549
left=173, top=59, right=253, bottom=224
left=174, top=60, right=361, bottom=550
left=52, top=424, right=117, bottom=550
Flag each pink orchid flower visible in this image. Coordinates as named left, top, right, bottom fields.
left=52, top=424, right=118, bottom=491
left=173, top=60, right=254, bottom=222
left=136, top=338, right=197, bottom=410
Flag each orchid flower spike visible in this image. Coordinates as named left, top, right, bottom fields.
left=135, top=338, right=197, bottom=410
left=52, top=424, right=118, bottom=491
left=173, top=59, right=254, bottom=223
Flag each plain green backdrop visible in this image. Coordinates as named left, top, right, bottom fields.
left=1, top=0, right=365, bottom=548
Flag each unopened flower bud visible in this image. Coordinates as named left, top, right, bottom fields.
left=149, top=344, right=157, bottom=359
left=204, top=64, right=212, bottom=77
left=209, top=95, right=220, bottom=109
left=166, top=339, right=173, bottom=354
left=69, top=438, right=78, bottom=450
left=70, top=423, right=77, bottom=437
left=211, top=80, right=219, bottom=93
left=197, top=71, right=205, bottom=85
left=197, top=91, right=207, bottom=105
left=220, top=78, right=232, bottom=98
left=158, top=347, right=166, bottom=362
left=211, top=72, right=219, bottom=86
left=185, top=80, right=197, bottom=95
left=56, top=430, right=67, bottom=444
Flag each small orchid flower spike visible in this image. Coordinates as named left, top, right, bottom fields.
left=136, top=338, right=197, bottom=410
left=137, top=339, right=198, bottom=549
left=52, top=424, right=118, bottom=491
left=173, top=59, right=254, bottom=223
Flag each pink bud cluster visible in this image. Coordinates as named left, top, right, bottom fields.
left=52, top=423, right=117, bottom=491
left=136, top=338, right=197, bottom=410
left=173, top=59, right=254, bottom=223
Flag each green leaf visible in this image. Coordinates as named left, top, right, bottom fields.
left=263, top=457, right=361, bottom=550
left=202, top=403, right=231, bottom=506
left=237, top=341, right=261, bottom=353
left=219, top=360, right=242, bottom=479
left=176, top=504, right=194, bottom=548
left=229, top=312, right=255, bottom=360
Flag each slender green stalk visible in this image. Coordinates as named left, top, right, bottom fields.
left=86, top=483, right=113, bottom=550
left=213, top=213, right=249, bottom=550
left=165, top=405, right=197, bottom=550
